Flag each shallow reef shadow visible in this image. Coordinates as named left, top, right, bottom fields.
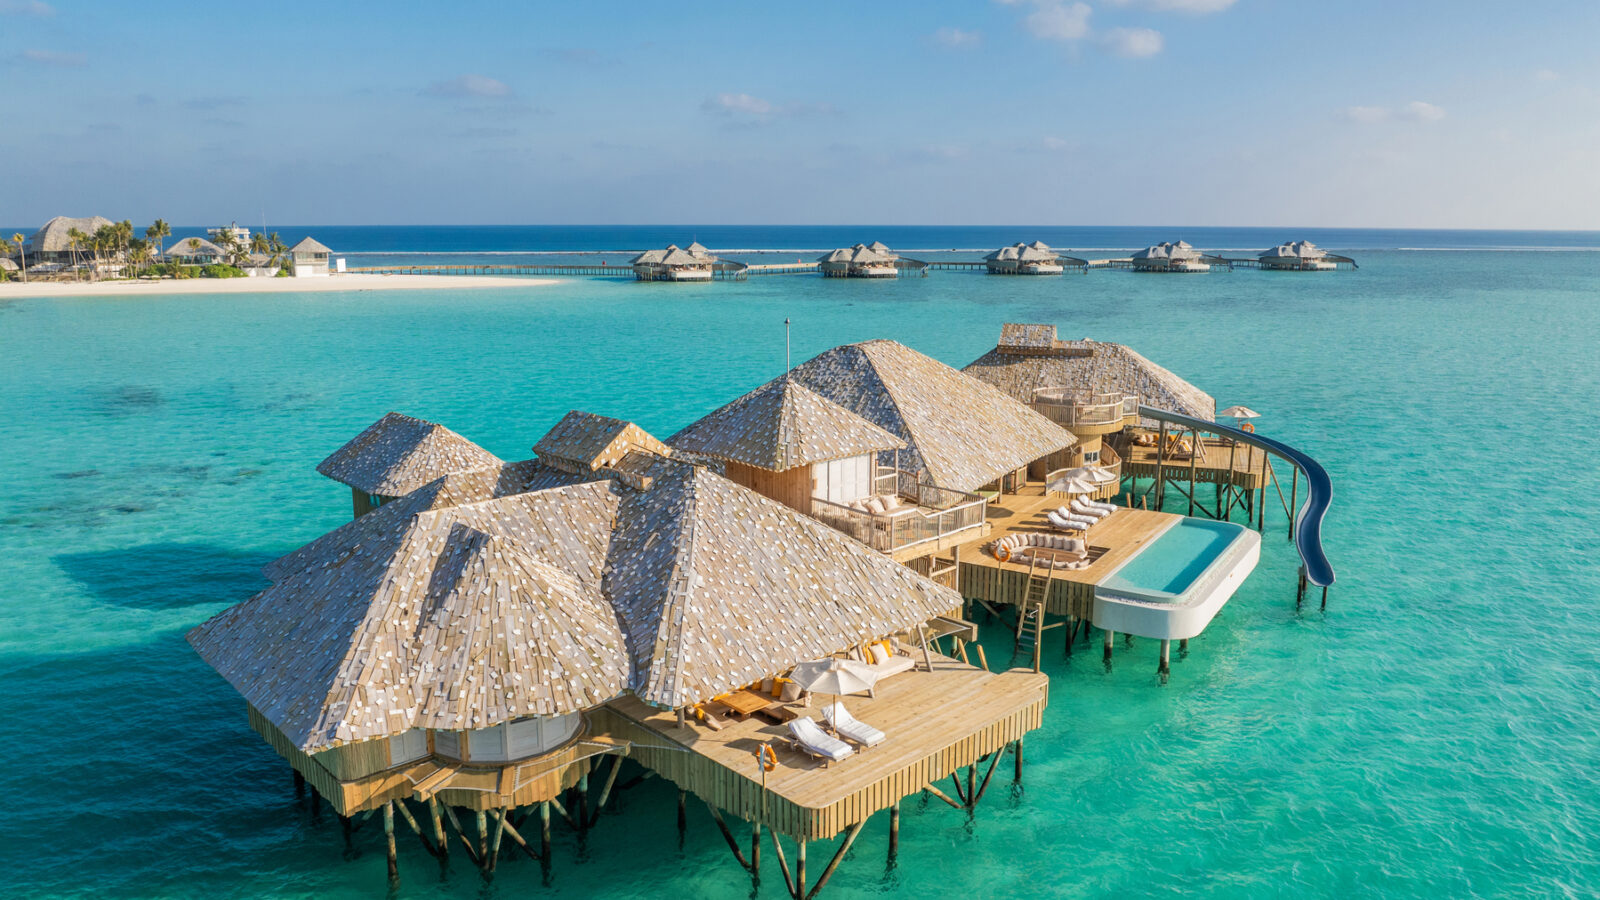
left=53, top=542, right=273, bottom=610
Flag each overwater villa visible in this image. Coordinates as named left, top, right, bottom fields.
left=188, top=327, right=1332, bottom=893
left=1257, top=240, right=1357, bottom=271
left=629, top=241, right=718, bottom=281
left=1129, top=240, right=1225, bottom=273
left=983, top=241, right=1086, bottom=275
left=817, top=241, right=925, bottom=278
left=191, top=405, right=1047, bottom=897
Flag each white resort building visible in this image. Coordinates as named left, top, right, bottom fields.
left=818, top=242, right=903, bottom=278
left=1258, top=240, right=1357, bottom=271
left=290, top=237, right=333, bottom=277
left=1130, top=240, right=1214, bottom=273
left=983, top=241, right=1085, bottom=275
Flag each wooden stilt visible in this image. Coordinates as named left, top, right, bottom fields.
left=770, top=829, right=795, bottom=898
left=966, top=762, right=977, bottom=807
left=974, top=644, right=989, bottom=672
left=677, top=790, right=687, bottom=840
left=576, top=772, right=590, bottom=835
left=922, top=783, right=963, bottom=809
left=751, top=822, right=761, bottom=881
left=589, top=753, right=625, bottom=827
left=796, top=840, right=807, bottom=900
left=1013, top=738, right=1024, bottom=785
left=393, top=798, right=440, bottom=859
left=805, top=823, right=864, bottom=900
left=341, top=814, right=353, bottom=849
left=706, top=802, right=751, bottom=870
left=540, top=801, right=551, bottom=866
left=888, top=802, right=900, bottom=861
left=1179, top=638, right=1188, bottom=656
left=498, top=814, right=543, bottom=863
left=441, top=803, right=482, bottom=865
left=1321, top=585, right=1328, bottom=611
left=384, top=801, right=398, bottom=882
left=1159, top=639, right=1171, bottom=683
left=429, top=798, right=447, bottom=859
left=476, top=810, right=488, bottom=861
left=972, top=744, right=1005, bottom=805
left=1103, top=628, right=1114, bottom=663
left=488, top=809, right=507, bottom=873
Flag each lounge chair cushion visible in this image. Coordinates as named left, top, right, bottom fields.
left=865, top=497, right=887, bottom=516
left=780, top=681, right=802, bottom=702
left=789, top=717, right=854, bottom=762
left=823, top=702, right=886, bottom=748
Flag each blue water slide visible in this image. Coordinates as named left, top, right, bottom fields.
left=1136, top=405, right=1335, bottom=588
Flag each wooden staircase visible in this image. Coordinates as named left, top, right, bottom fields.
left=1012, top=553, right=1061, bottom=673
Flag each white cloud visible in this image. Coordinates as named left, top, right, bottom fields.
left=1042, top=136, right=1073, bottom=151
left=424, top=74, right=512, bottom=99
left=1103, top=26, right=1164, bottom=58
left=1023, top=1, right=1092, bottom=41
left=1110, top=0, right=1235, bottom=12
left=0, top=0, right=54, bottom=16
left=703, top=92, right=774, bottom=116
left=933, top=27, right=982, bottom=47
left=1402, top=100, right=1445, bottom=122
left=21, top=48, right=84, bottom=67
left=1341, top=101, right=1445, bottom=124
left=1535, top=68, right=1561, bottom=82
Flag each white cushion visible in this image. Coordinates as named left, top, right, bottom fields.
left=868, top=643, right=892, bottom=665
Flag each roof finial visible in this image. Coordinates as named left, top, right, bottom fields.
left=785, top=318, right=791, bottom=375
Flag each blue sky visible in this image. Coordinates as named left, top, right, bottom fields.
left=2, top=0, right=1597, bottom=228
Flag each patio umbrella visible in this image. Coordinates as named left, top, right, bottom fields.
left=1048, top=475, right=1100, bottom=495
left=790, top=658, right=879, bottom=734
left=1217, top=405, right=1260, bottom=427
left=1063, top=465, right=1118, bottom=485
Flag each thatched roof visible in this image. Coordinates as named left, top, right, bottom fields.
left=631, top=243, right=716, bottom=266
left=1260, top=240, right=1326, bottom=260
left=291, top=237, right=332, bottom=254
left=668, top=376, right=906, bottom=471
left=964, top=324, right=1215, bottom=421
left=316, top=412, right=504, bottom=496
left=534, top=411, right=672, bottom=476
left=817, top=242, right=896, bottom=266
left=986, top=241, right=1059, bottom=263
left=166, top=236, right=225, bottom=258
left=191, top=424, right=960, bottom=752
left=790, top=340, right=1074, bottom=493
left=25, top=216, right=114, bottom=254
left=1131, top=240, right=1202, bottom=261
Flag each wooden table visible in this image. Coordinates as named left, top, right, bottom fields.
left=720, top=689, right=775, bottom=716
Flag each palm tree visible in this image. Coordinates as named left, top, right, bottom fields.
left=146, top=219, right=170, bottom=264
left=10, top=233, right=25, bottom=283
left=66, top=227, right=88, bottom=280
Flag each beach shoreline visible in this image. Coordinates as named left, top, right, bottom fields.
left=0, top=273, right=557, bottom=299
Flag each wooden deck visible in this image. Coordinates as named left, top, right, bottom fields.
left=1122, top=436, right=1272, bottom=490
left=952, top=482, right=1179, bottom=618
left=596, top=654, right=1047, bottom=841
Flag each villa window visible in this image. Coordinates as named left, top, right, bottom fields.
left=1084, top=449, right=1100, bottom=463
left=814, top=454, right=872, bottom=505
left=387, top=729, right=428, bottom=767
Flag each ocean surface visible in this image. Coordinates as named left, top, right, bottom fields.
left=2, top=227, right=1598, bottom=898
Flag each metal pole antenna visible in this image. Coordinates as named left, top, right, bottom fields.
left=785, top=318, right=791, bottom=373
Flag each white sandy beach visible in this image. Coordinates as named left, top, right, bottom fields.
left=0, top=273, right=556, bottom=299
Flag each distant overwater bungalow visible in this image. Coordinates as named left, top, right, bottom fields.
left=1128, top=240, right=1228, bottom=273
left=817, top=241, right=927, bottom=278
left=630, top=241, right=717, bottom=281
left=983, top=241, right=1086, bottom=275
left=1257, top=240, right=1357, bottom=271
left=187, top=324, right=1334, bottom=894
left=165, top=236, right=227, bottom=265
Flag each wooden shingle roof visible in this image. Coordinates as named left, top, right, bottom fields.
left=964, top=324, right=1216, bottom=421
left=667, top=377, right=906, bottom=471
left=790, top=340, right=1075, bottom=493
left=533, top=411, right=672, bottom=474
left=316, top=412, right=504, bottom=496
left=192, top=417, right=961, bottom=751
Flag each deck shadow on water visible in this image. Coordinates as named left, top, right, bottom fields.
left=53, top=542, right=273, bottom=610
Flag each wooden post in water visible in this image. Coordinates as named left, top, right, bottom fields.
left=476, top=810, right=488, bottom=861
left=429, top=798, right=447, bottom=859
left=796, top=840, right=807, bottom=900
left=1159, top=639, right=1171, bottom=683
left=888, top=802, right=900, bottom=862
left=384, top=801, right=398, bottom=882
left=1014, top=738, right=1024, bottom=785
left=540, top=801, right=552, bottom=869
left=489, top=809, right=507, bottom=873
left=576, top=772, right=589, bottom=835
left=677, top=790, right=687, bottom=841
left=1103, top=629, right=1114, bottom=664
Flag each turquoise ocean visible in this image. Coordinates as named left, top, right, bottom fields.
left=2, top=226, right=1597, bottom=898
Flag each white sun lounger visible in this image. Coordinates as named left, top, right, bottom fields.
left=822, top=702, right=886, bottom=748
left=1057, top=504, right=1103, bottom=523
left=1047, top=510, right=1093, bottom=531
left=1082, top=497, right=1117, bottom=513
left=1070, top=499, right=1111, bottom=519
left=789, top=717, right=854, bottom=763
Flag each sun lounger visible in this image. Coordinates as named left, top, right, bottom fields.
left=1070, top=499, right=1111, bottom=519
left=1082, top=497, right=1117, bottom=513
left=1047, top=510, right=1093, bottom=532
left=822, top=702, right=885, bottom=748
left=789, top=717, right=854, bottom=764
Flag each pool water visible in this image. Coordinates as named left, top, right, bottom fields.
left=1101, top=519, right=1249, bottom=599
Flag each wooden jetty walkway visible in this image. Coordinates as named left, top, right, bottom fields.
left=349, top=263, right=638, bottom=277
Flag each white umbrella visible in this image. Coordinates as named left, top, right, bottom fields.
left=1063, top=465, right=1118, bottom=485
left=1218, top=405, right=1259, bottom=421
left=1048, top=475, right=1101, bottom=495
left=790, top=658, right=879, bottom=734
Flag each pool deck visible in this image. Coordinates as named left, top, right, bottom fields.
left=950, top=481, right=1179, bottom=619
left=595, top=651, right=1048, bottom=842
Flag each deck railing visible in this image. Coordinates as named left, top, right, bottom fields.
left=1031, top=388, right=1137, bottom=427
left=810, top=477, right=988, bottom=554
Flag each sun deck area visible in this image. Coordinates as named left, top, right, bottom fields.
left=953, top=479, right=1181, bottom=618
left=596, top=652, right=1047, bottom=841
left=1121, top=433, right=1273, bottom=490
